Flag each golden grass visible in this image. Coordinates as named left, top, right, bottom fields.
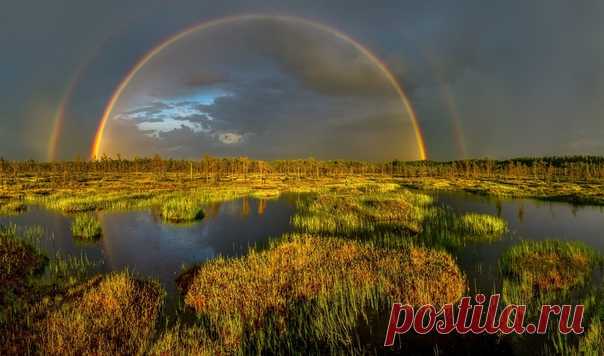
left=291, top=189, right=431, bottom=238
left=500, top=240, right=599, bottom=304
left=71, top=214, right=102, bottom=240
left=0, top=200, right=26, bottom=216
left=399, top=176, right=604, bottom=205
left=38, top=272, right=164, bottom=356
left=455, top=213, right=508, bottom=236
left=160, top=195, right=204, bottom=223
left=578, top=319, right=604, bottom=354
left=150, top=323, right=219, bottom=356
left=180, top=234, right=465, bottom=352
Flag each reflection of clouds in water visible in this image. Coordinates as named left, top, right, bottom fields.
left=1, top=197, right=295, bottom=296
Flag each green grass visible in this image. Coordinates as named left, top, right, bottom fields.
left=0, top=224, right=48, bottom=354
left=0, top=201, right=26, bottom=216
left=2, top=173, right=599, bottom=353
left=292, top=187, right=507, bottom=249
left=500, top=240, right=599, bottom=305
left=71, top=214, right=102, bottom=240
left=37, top=271, right=164, bottom=355
left=454, top=213, right=508, bottom=235
left=400, top=176, right=604, bottom=206
left=150, top=322, right=219, bottom=356
left=179, top=234, right=465, bottom=353
left=291, top=189, right=431, bottom=239
left=160, top=195, right=204, bottom=223
left=0, top=224, right=47, bottom=308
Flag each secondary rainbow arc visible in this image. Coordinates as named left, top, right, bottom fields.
left=91, top=14, right=428, bottom=160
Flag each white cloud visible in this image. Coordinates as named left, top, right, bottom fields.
left=217, top=132, right=243, bottom=144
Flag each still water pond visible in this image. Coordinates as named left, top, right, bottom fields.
left=0, top=196, right=296, bottom=298
left=2, top=191, right=604, bottom=299
left=2, top=190, right=604, bottom=353
left=432, top=191, right=604, bottom=294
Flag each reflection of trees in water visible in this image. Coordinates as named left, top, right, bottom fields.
left=495, top=200, right=502, bottom=217
left=241, top=197, right=250, bottom=217
left=204, top=202, right=222, bottom=219
left=257, top=199, right=267, bottom=215
left=517, top=203, right=525, bottom=223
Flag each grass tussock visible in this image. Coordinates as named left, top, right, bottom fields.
left=500, top=240, right=599, bottom=304
left=71, top=214, right=102, bottom=240
left=293, top=187, right=507, bottom=249
left=455, top=213, right=508, bottom=236
left=292, top=189, right=431, bottom=238
left=180, top=234, right=465, bottom=352
left=160, top=195, right=204, bottom=223
left=38, top=272, right=164, bottom=356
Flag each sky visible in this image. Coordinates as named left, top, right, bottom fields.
left=1, top=0, right=604, bottom=161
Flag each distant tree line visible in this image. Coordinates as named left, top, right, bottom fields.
left=1, top=155, right=604, bottom=182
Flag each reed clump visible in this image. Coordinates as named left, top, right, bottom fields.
left=454, top=213, right=508, bottom=236
left=71, top=214, right=102, bottom=240
left=160, top=195, right=204, bottom=223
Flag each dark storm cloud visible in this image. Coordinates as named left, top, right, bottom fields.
left=2, top=0, right=604, bottom=160
left=185, top=72, right=230, bottom=88
left=237, top=20, right=391, bottom=97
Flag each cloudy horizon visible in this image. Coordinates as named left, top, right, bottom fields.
left=2, top=0, right=604, bottom=161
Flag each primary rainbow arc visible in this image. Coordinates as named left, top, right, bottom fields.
left=90, top=14, right=427, bottom=160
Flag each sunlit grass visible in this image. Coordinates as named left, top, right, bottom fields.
left=71, top=214, right=102, bottom=240
left=400, top=176, right=604, bottom=206
left=38, top=271, right=164, bottom=355
left=292, top=187, right=507, bottom=249
left=291, top=189, right=431, bottom=238
left=160, top=195, right=204, bottom=223
left=454, top=213, right=508, bottom=236
left=0, top=201, right=26, bottom=216
left=151, top=322, right=219, bottom=356
left=179, top=233, right=465, bottom=353
left=500, top=240, right=599, bottom=305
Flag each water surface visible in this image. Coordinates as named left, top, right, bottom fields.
left=431, top=191, right=604, bottom=294
left=3, top=190, right=604, bottom=353
left=0, top=196, right=296, bottom=298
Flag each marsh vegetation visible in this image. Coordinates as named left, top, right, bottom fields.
left=1, top=157, right=604, bottom=354
left=71, top=214, right=102, bottom=240
left=179, top=234, right=464, bottom=353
